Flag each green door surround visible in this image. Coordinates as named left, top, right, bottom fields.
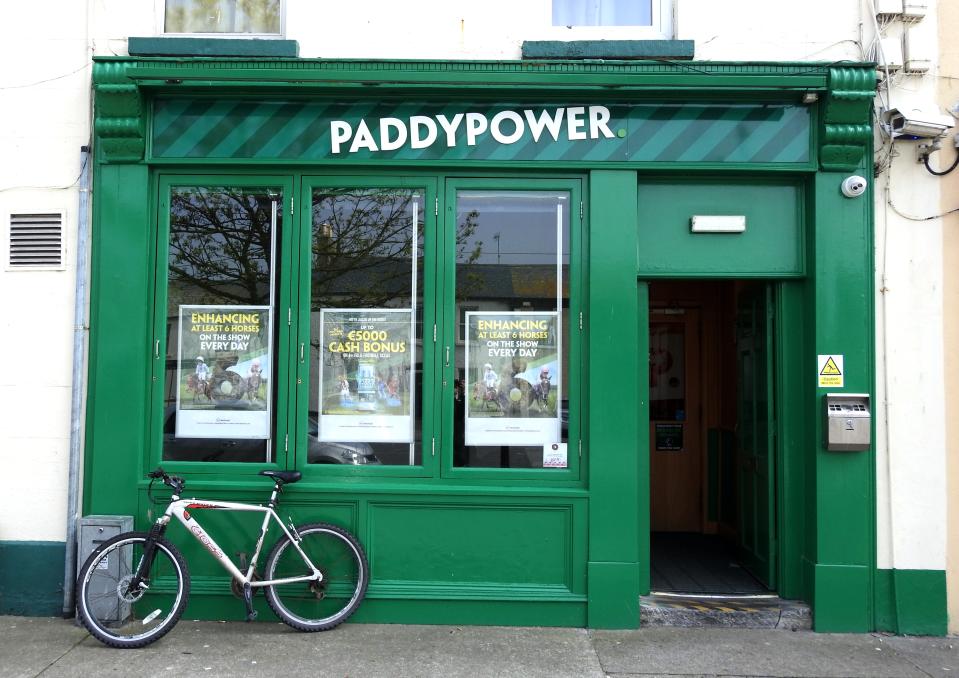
left=82, top=58, right=908, bottom=632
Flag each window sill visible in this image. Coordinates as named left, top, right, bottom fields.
left=521, top=39, right=694, bottom=61
left=128, top=37, right=299, bottom=58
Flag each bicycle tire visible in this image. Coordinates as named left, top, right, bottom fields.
left=76, top=531, right=190, bottom=648
left=263, top=522, right=368, bottom=631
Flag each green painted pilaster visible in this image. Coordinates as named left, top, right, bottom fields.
left=84, top=163, right=152, bottom=515
left=808, top=170, right=875, bottom=632
left=587, top=170, right=640, bottom=628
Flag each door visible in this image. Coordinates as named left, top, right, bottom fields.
left=649, top=308, right=701, bottom=532
left=735, top=284, right=776, bottom=588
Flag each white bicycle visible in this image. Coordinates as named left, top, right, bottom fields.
left=76, top=468, right=369, bottom=648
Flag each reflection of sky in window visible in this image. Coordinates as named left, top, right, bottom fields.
left=456, top=192, right=569, bottom=267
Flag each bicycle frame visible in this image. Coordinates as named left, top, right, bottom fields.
left=155, top=493, right=322, bottom=589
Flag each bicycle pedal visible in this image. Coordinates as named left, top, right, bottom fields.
left=242, top=583, right=257, bottom=622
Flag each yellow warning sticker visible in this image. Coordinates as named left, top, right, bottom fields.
left=818, top=354, right=844, bottom=387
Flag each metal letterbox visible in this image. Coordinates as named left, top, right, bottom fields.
left=823, top=394, right=871, bottom=451
left=77, top=515, right=133, bottom=621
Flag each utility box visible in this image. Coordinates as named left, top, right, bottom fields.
left=77, top=515, right=134, bottom=621
left=823, top=394, right=871, bottom=451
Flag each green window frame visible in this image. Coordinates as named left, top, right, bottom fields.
left=150, top=174, right=296, bottom=476
left=148, top=172, right=583, bottom=484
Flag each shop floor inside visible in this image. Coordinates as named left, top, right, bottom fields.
left=650, top=532, right=768, bottom=595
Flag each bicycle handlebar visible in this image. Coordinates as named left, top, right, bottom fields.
left=148, top=467, right=185, bottom=495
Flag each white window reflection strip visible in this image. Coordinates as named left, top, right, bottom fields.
left=409, top=199, right=419, bottom=465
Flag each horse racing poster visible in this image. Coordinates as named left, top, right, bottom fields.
left=176, top=305, right=272, bottom=439
left=465, top=311, right=561, bottom=447
left=318, top=308, right=414, bottom=443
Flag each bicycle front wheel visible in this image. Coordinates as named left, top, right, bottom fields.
left=76, top=531, right=189, bottom=648
left=263, top=522, right=368, bottom=631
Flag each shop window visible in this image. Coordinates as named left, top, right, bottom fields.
left=309, top=188, right=425, bottom=466
left=164, top=0, right=282, bottom=35
left=162, top=186, right=280, bottom=463
left=452, top=190, right=570, bottom=469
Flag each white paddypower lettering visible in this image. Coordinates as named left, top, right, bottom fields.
left=465, top=112, right=488, bottom=146
left=524, top=108, right=565, bottom=142
left=328, top=106, right=615, bottom=154
left=437, top=113, right=464, bottom=147
left=330, top=121, right=352, bottom=154
left=379, top=117, right=407, bottom=151
left=490, top=110, right=525, bottom=144
left=410, top=116, right=438, bottom=149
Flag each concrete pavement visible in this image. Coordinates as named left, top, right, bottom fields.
left=2, top=615, right=957, bottom=678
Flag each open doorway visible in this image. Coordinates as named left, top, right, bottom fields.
left=648, top=280, right=776, bottom=596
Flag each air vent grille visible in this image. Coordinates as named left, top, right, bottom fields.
left=9, top=213, right=63, bottom=268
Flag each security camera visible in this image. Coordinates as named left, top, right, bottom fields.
left=841, top=175, right=867, bottom=198
left=882, top=107, right=956, bottom=140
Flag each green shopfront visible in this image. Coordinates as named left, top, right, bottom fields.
left=86, top=58, right=881, bottom=630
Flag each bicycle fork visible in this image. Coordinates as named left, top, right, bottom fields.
left=128, top=519, right=169, bottom=596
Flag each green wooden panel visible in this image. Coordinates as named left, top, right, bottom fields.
left=151, top=99, right=809, bottom=165
left=369, top=503, right=575, bottom=588
left=637, top=178, right=803, bottom=277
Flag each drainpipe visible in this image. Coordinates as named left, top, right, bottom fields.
left=62, top=144, right=91, bottom=617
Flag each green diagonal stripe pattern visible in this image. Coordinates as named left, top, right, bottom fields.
left=152, top=99, right=809, bottom=164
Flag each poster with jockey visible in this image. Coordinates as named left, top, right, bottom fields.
left=318, top=308, right=414, bottom=443
left=176, top=304, right=272, bottom=439
left=464, top=311, right=561, bottom=447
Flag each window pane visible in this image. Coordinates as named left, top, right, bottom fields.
left=552, top=0, right=652, bottom=26
left=310, top=188, right=424, bottom=466
left=165, top=0, right=281, bottom=34
left=453, top=191, right=570, bottom=469
left=163, top=187, right=279, bottom=463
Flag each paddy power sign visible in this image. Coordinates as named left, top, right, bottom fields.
left=330, top=106, right=617, bottom=154
left=152, top=99, right=812, bottom=164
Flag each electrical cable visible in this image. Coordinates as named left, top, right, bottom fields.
left=922, top=148, right=959, bottom=176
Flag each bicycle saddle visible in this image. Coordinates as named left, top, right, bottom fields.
left=259, top=470, right=302, bottom=484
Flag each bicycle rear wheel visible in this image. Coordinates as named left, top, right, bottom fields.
left=263, top=522, right=368, bottom=631
left=76, top=531, right=189, bottom=648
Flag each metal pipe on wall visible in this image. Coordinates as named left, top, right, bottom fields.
left=62, top=144, right=91, bottom=616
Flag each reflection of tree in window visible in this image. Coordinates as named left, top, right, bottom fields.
left=168, top=188, right=274, bottom=308
left=311, top=190, right=423, bottom=312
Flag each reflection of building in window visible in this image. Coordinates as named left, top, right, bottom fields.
left=165, top=0, right=282, bottom=35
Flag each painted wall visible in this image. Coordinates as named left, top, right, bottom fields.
left=0, top=3, right=91, bottom=543
left=938, top=0, right=959, bottom=635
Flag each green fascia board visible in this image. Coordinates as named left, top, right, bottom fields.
left=128, top=37, right=299, bottom=58
left=93, top=57, right=870, bottom=93
left=521, top=40, right=694, bottom=60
